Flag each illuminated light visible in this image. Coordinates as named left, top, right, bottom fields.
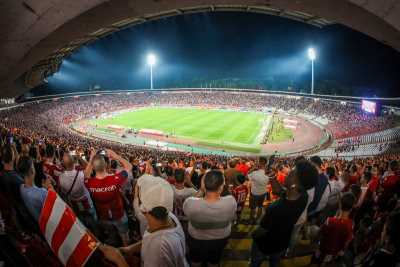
left=147, top=53, right=156, bottom=66
left=308, top=48, right=316, bottom=61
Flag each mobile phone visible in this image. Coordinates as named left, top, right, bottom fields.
left=70, top=150, right=76, bottom=156
left=156, top=163, right=162, bottom=167
left=99, top=150, right=107, bottom=155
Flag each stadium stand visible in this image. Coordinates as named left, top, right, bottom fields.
left=316, top=126, right=400, bottom=158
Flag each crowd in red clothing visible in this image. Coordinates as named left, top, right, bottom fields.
left=0, top=91, right=399, bottom=267
left=1, top=123, right=399, bottom=267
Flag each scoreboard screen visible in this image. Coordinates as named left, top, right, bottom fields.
left=361, top=100, right=378, bottom=115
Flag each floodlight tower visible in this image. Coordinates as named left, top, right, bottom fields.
left=147, top=53, right=156, bottom=90
left=308, top=48, right=316, bottom=95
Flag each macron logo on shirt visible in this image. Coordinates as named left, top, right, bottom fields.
left=89, top=185, right=117, bottom=193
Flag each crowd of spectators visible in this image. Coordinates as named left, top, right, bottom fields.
left=1, top=131, right=400, bottom=267
left=0, top=91, right=397, bottom=145
left=0, top=91, right=400, bottom=267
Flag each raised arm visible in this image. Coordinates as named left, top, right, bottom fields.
left=84, top=148, right=96, bottom=178
left=106, top=149, right=132, bottom=172
left=77, top=152, right=88, bottom=169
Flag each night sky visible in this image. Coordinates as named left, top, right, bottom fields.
left=40, top=12, right=400, bottom=97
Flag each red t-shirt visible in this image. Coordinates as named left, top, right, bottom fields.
left=349, top=174, right=359, bottom=186
left=232, top=184, right=248, bottom=212
left=382, top=174, right=399, bottom=193
left=85, top=171, right=127, bottom=220
left=367, top=176, right=379, bottom=193
left=43, top=162, right=63, bottom=186
left=320, top=217, right=353, bottom=255
left=343, top=174, right=359, bottom=192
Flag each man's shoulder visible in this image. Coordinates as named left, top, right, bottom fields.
left=184, top=196, right=201, bottom=204
left=251, top=169, right=267, bottom=177
left=174, top=187, right=195, bottom=197
left=85, top=177, right=101, bottom=187
left=248, top=169, right=259, bottom=177
left=2, top=171, right=23, bottom=188
left=60, top=170, right=75, bottom=178
left=2, top=170, right=22, bottom=179
left=182, top=187, right=197, bottom=195
left=221, top=195, right=237, bottom=205
left=21, top=185, right=47, bottom=197
left=320, top=173, right=329, bottom=181
left=144, top=218, right=183, bottom=245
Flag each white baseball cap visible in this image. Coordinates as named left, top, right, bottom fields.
left=137, top=174, right=174, bottom=213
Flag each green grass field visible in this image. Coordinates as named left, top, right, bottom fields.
left=88, top=107, right=293, bottom=153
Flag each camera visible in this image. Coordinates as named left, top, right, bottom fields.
left=97, top=150, right=107, bottom=156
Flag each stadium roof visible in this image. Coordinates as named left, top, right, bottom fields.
left=1, top=0, right=400, bottom=98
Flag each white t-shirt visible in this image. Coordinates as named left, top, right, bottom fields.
left=183, top=196, right=236, bottom=240
left=141, top=213, right=189, bottom=267
left=59, top=169, right=91, bottom=202
left=328, top=179, right=345, bottom=205
left=248, top=169, right=270, bottom=196
left=173, top=187, right=197, bottom=221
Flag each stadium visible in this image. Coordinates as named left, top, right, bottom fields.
left=5, top=89, right=400, bottom=158
left=1, top=1, right=400, bottom=267
left=70, top=90, right=326, bottom=156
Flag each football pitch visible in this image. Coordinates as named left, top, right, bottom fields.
left=89, top=107, right=268, bottom=153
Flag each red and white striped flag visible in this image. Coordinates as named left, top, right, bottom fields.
left=39, top=190, right=99, bottom=267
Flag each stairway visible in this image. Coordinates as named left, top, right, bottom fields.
left=221, top=205, right=316, bottom=267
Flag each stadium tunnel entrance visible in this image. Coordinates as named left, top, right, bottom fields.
left=2, top=0, right=400, bottom=98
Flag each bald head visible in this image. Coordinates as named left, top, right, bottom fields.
left=92, top=154, right=106, bottom=173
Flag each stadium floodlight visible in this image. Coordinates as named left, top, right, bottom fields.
left=308, top=48, right=316, bottom=61
left=147, top=53, right=156, bottom=89
left=308, top=48, right=316, bottom=95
